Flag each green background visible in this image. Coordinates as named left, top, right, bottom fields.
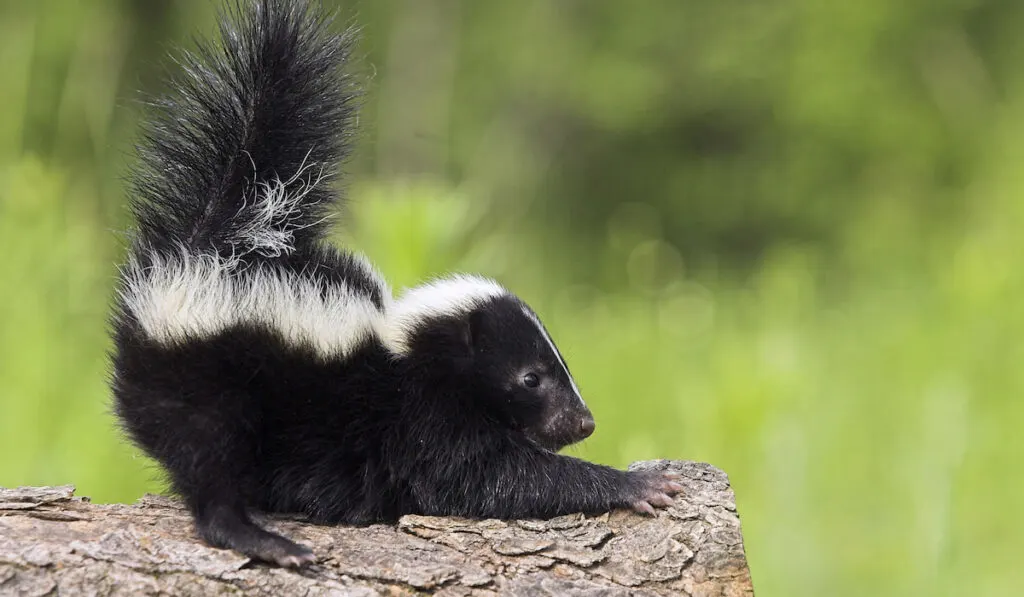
left=1, top=1, right=1022, bottom=595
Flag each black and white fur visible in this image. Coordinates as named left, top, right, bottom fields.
left=111, top=0, right=681, bottom=567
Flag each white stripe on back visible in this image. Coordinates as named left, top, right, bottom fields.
left=380, top=275, right=507, bottom=354
left=120, top=248, right=387, bottom=359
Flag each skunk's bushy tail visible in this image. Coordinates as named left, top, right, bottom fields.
left=129, top=0, right=357, bottom=259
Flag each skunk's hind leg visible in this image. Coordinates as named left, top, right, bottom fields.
left=163, top=406, right=315, bottom=567
left=193, top=491, right=315, bottom=567
left=114, top=376, right=313, bottom=567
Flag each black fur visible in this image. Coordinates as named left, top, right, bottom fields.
left=112, top=0, right=681, bottom=567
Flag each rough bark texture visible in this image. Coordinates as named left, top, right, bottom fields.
left=0, top=460, right=753, bottom=596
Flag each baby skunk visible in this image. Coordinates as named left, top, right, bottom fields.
left=111, top=0, right=682, bottom=567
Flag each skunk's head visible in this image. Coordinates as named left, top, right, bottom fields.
left=384, top=275, right=595, bottom=451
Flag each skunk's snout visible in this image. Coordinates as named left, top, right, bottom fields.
left=530, top=399, right=596, bottom=451
left=580, top=415, right=595, bottom=439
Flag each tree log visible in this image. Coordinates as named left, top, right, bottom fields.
left=0, top=460, right=753, bottom=596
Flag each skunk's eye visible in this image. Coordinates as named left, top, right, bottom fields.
left=523, top=373, right=540, bottom=388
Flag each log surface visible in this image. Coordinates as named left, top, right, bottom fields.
left=0, top=460, right=753, bottom=596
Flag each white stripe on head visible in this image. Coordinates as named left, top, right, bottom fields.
left=381, top=274, right=507, bottom=354
left=521, top=306, right=585, bottom=406
left=120, top=247, right=387, bottom=359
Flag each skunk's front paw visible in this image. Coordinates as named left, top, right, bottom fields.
left=625, top=471, right=684, bottom=516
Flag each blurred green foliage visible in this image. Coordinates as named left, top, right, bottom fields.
left=1, top=0, right=1022, bottom=595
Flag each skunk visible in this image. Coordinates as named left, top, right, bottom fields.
left=111, top=0, right=682, bottom=567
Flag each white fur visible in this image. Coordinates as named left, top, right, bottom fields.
left=522, top=307, right=586, bottom=406
left=120, top=247, right=387, bottom=358
left=122, top=251, right=556, bottom=376
left=380, top=275, right=508, bottom=354
left=233, top=151, right=329, bottom=258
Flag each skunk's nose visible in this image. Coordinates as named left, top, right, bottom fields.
left=580, top=416, right=595, bottom=439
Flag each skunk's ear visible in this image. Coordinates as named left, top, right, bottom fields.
left=460, top=308, right=488, bottom=356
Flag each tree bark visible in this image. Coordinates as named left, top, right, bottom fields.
left=0, top=460, right=753, bottom=596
